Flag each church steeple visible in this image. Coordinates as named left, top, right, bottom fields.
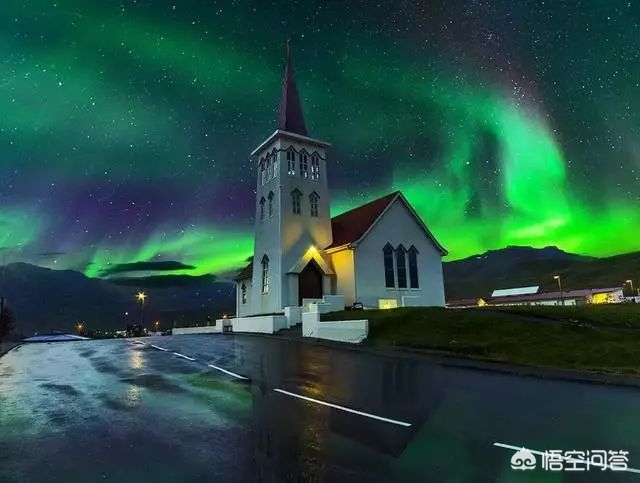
left=276, top=40, right=308, bottom=136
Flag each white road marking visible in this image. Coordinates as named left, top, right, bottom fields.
left=150, top=344, right=168, bottom=352
left=493, top=442, right=640, bottom=474
left=207, top=364, right=248, bottom=380
left=274, top=388, right=411, bottom=427
left=133, top=340, right=146, bottom=345
left=173, top=352, right=196, bottom=361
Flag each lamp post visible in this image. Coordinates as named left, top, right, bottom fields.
left=136, top=292, right=147, bottom=328
left=553, top=275, right=564, bottom=306
left=154, top=320, right=160, bottom=333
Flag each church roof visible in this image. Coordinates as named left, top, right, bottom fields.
left=328, top=191, right=448, bottom=255
left=276, top=42, right=308, bottom=136
left=234, top=261, right=253, bottom=281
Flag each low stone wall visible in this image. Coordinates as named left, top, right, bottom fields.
left=172, top=325, right=222, bottom=335
left=315, top=320, right=368, bottom=344
left=232, top=315, right=288, bottom=334
left=284, top=306, right=302, bottom=327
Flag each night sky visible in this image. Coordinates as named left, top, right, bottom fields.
left=1, top=0, right=639, bottom=279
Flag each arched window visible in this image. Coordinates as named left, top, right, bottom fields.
left=383, top=243, right=395, bottom=288
left=309, top=192, right=319, bottom=217
left=299, top=152, right=308, bottom=178
left=241, top=283, right=247, bottom=304
left=291, top=189, right=302, bottom=215
left=286, top=147, right=296, bottom=176
left=265, top=156, right=272, bottom=181
left=408, top=246, right=419, bottom=288
left=268, top=191, right=274, bottom=218
left=311, top=154, right=320, bottom=180
left=396, top=245, right=407, bottom=289
left=259, top=197, right=266, bottom=221
left=261, top=255, right=269, bottom=294
left=271, top=149, right=279, bottom=178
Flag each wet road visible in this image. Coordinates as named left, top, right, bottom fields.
left=1, top=335, right=640, bottom=482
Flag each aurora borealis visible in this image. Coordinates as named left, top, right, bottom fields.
left=1, top=0, right=638, bottom=278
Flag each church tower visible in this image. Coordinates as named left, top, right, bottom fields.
left=248, top=43, right=333, bottom=314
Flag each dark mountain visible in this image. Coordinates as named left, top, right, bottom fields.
left=444, top=246, right=640, bottom=300
left=0, top=263, right=235, bottom=336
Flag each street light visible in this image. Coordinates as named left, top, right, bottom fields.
left=553, top=275, right=565, bottom=306
left=136, top=291, right=147, bottom=327
left=76, top=322, right=84, bottom=334
left=154, top=320, right=160, bottom=332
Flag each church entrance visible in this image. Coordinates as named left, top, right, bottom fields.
left=298, top=260, right=323, bottom=305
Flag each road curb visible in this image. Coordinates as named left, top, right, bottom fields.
left=222, top=331, right=640, bottom=390
left=0, top=342, right=21, bottom=359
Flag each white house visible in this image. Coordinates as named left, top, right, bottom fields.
left=234, top=47, right=447, bottom=317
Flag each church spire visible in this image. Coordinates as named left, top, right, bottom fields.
left=276, top=40, right=308, bottom=136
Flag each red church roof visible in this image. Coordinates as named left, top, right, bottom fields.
left=328, top=192, right=400, bottom=249
left=276, top=41, right=308, bottom=136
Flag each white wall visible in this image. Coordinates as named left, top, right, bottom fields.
left=236, top=278, right=253, bottom=317
left=231, top=315, right=288, bottom=334
left=329, top=249, right=356, bottom=306
left=172, top=325, right=222, bottom=335
left=354, top=199, right=445, bottom=308
left=301, top=311, right=368, bottom=344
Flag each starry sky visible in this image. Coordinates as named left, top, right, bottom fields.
left=1, top=0, right=639, bottom=279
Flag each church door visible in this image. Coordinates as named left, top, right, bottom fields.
left=298, top=260, right=323, bottom=305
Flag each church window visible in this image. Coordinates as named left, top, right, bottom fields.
left=383, top=244, right=395, bottom=288
left=259, top=197, right=266, bottom=221
left=268, top=191, right=274, bottom=217
left=266, top=156, right=272, bottom=180
left=396, top=245, right=407, bottom=289
left=261, top=255, right=269, bottom=294
left=299, top=153, right=308, bottom=178
left=272, top=150, right=278, bottom=178
left=408, top=246, right=419, bottom=288
left=311, top=154, right=320, bottom=180
left=309, top=192, right=319, bottom=217
left=241, top=283, right=247, bottom=304
left=287, top=147, right=296, bottom=175
left=291, top=189, right=302, bottom=215
left=260, top=160, right=266, bottom=185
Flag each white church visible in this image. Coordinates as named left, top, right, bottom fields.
left=234, top=48, right=447, bottom=319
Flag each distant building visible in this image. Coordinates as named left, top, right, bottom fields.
left=448, top=287, right=625, bottom=308
left=234, top=47, right=447, bottom=316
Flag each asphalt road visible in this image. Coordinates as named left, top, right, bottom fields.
left=1, top=335, right=640, bottom=482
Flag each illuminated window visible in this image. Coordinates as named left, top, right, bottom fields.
left=299, top=152, right=308, bottom=178
left=408, top=246, right=419, bottom=288
left=396, top=245, right=407, bottom=288
left=291, top=189, right=302, bottom=215
left=286, top=147, right=296, bottom=175
left=259, top=197, right=265, bottom=221
left=241, top=283, right=247, bottom=304
left=311, top=154, right=320, bottom=180
left=268, top=191, right=274, bottom=217
left=309, top=192, right=319, bottom=217
left=383, top=243, right=395, bottom=288
left=261, top=255, right=269, bottom=294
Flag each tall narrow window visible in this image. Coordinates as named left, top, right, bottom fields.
left=311, top=154, right=320, bottom=180
left=268, top=191, right=274, bottom=217
left=287, top=147, right=296, bottom=176
left=259, top=197, right=266, bottom=221
left=309, top=192, right=319, bottom=217
left=260, top=160, right=266, bottom=185
left=408, top=246, right=419, bottom=288
left=383, top=243, right=395, bottom=288
left=265, top=156, right=272, bottom=181
left=261, top=255, right=269, bottom=294
left=291, top=189, right=302, bottom=215
left=272, top=150, right=278, bottom=178
left=241, top=283, right=247, bottom=304
left=396, top=245, right=407, bottom=289
left=299, top=152, right=308, bottom=178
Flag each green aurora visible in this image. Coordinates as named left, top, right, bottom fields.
left=0, top=0, right=638, bottom=278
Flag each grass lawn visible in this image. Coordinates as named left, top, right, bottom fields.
left=488, top=304, right=640, bottom=328
left=322, top=306, right=640, bottom=376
